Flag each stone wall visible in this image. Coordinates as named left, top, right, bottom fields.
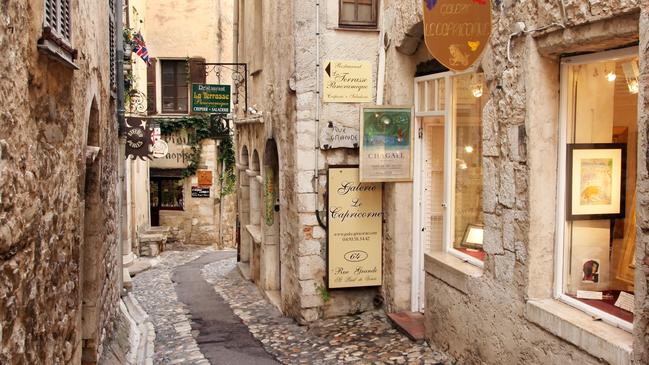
left=635, top=8, right=649, bottom=364
left=413, top=0, right=645, bottom=364
left=0, top=1, right=120, bottom=364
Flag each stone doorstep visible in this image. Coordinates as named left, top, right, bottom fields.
left=387, top=311, right=426, bottom=342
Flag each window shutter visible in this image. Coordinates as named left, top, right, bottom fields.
left=44, top=0, right=71, bottom=42
left=147, top=58, right=157, bottom=115
left=59, top=0, right=71, bottom=41
left=189, top=58, right=206, bottom=115
left=189, top=58, right=206, bottom=85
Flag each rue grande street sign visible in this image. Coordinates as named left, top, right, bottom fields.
left=192, top=84, right=231, bottom=114
left=423, top=0, right=492, bottom=72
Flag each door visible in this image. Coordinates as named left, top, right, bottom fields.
left=150, top=178, right=160, bottom=226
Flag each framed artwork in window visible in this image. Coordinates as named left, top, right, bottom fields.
left=567, top=143, right=627, bottom=220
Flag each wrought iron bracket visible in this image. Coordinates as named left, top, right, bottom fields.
left=199, top=62, right=248, bottom=115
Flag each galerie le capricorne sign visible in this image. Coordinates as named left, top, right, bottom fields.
left=423, top=0, right=491, bottom=71
left=328, top=167, right=383, bottom=289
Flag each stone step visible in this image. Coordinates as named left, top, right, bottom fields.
left=387, top=311, right=425, bottom=342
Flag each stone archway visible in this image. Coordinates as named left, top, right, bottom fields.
left=262, top=139, right=281, bottom=308
left=249, top=150, right=262, bottom=283
left=80, top=98, right=102, bottom=364
left=238, top=146, right=251, bottom=277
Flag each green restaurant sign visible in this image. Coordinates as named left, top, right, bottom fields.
left=192, top=84, right=231, bottom=114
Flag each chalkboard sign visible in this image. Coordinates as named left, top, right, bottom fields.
left=191, top=186, right=210, bottom=198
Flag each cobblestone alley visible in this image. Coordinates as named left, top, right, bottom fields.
left=131, top=247, right=453, bottom=365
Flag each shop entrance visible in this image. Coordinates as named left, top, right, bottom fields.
left=411, top=72, right=488, bottom=312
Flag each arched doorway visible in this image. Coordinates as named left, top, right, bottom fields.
left=80, top=99, right=101, bottom=363
left=249, top=150, right=261, bottom=283
left=262, top=139, right=281, bottom=308
left=238, top=146, right=251, bottom=277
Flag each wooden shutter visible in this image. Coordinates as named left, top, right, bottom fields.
left=44, top=0, right=71, bottom=42
left=147, top=58, right=157, bottom=115
left=189, top=58, right=206, bottom=84
left=189, top=58, right=206, bottom=114
left=109, top=0, right=116, bottom=90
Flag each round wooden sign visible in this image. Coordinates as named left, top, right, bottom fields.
left=423, top=0, right=492, bottom=71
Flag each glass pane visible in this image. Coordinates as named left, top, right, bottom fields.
left=176, top=98, right=188, bottom=112
left=422, top=118, right=445, bottom=255
left=563, top=56, right=638, bottom=324
left=357, top=4, right=372, bottom=22
left=426, top=80, right=436, bottom=112
left=150, top=180, right=159, bottom=207
left=417, top=82, right=425, bottom=113
left=159, top=179, right=184, bottom=208
left=340, top=3, right=355, bottom=22
left=452, top=73, right=486, bottom=262
left=439, top=78, right=446, bottom=110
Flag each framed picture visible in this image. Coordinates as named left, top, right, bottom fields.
left=567, top=143, right=626, bottom=220
left=359, top=106, right=414, bottom=182
left=460, top=224, right=484, bottom=250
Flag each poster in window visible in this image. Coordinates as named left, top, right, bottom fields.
left=359, top=106, right=414, bottom=182
left=567, top=144, right=626, bottom=220
left=328, top=167, right=382, bottom=288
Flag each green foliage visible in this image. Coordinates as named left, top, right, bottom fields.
left=156, top=115, right=236, bottom=195
left=316, top=283, right=331, bottom=303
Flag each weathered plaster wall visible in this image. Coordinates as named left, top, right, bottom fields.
left=127, top=0, right=235, bottom=249
left=0, top=1, right=120, bottom=364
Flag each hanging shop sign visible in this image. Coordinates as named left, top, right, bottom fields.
left=125, top=117, right=153, bottom=160
left=191, top=186, right=211, bottom=198
left=359, top=106, right=414, bottom=182
left=197, top=170, right=213, bottom=186
left=323, top=60, right=373, bottom=103
left=192, top=84, right=231, bottom=114
left=319, top=121, right=359, bottom=150
left=328, top=167, right=383, bottom=289
left=151, top=139, right=169, bottom=159
left=422, top=0, right=492, bottom=71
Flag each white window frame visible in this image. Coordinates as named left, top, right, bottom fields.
left=554, top=46, right=638, bottom=333
left=411, top=70, right=485, bottom=311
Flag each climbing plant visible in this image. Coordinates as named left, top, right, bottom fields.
left=156, top=114, right=236, bottom=196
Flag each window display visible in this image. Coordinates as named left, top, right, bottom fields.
left=560, top=51, right=638, bottom=327
left=452, top=73, right=487, bottom=261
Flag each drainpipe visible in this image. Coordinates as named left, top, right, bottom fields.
left=116, top=0, right=125, bottom=292
left=314, top=0, right=321, bottom=211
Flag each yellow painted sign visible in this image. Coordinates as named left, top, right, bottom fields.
left=423, top=0, right=491, bottom=71
left=328, top=167, right=382, bottom=288
left=323, top=60, right=373, bottom=103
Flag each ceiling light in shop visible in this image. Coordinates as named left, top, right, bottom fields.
left=606, top=72, right=617, bottom=82
left=464, top=145, right=474, bottom=153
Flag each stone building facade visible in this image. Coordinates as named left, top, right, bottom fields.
left=0, top=1, right=122, bottom=364
left=235, top=0, right=648, bottom=363
left=123, top=0, right=236, bottom=253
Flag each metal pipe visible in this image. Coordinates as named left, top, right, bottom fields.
left=314, top=0, right=321, bottom=211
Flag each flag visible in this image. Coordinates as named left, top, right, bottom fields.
left=133, top=32, right=151, bottom=65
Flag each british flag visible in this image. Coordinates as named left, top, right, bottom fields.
left=133, top=32, right=151, bottom=65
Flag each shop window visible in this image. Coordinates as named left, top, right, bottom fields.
left=451, top=73, right=486, bottom=262
left=161, top=60, right=189, bottom=114
left=339, top=0, right=378, bottom=28
left=414, top=72, right=487, bottom=266
left=557, top=48, right=638, bottom=331
left=151, top=177, right=184, bottom=210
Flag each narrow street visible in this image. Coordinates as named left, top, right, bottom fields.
left=131, top=247, right=452, bottom=365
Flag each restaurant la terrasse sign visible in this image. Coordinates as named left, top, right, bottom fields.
left=423, top=0, right=491, bottom=71
left=328, top=167, right=382, bottom=289
left=192, top=84, right=231, bottom=114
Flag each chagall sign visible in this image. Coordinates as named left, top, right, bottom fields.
left=328, top=167, right=383, bottom=289
left=423, top=0, right=491, bottom=71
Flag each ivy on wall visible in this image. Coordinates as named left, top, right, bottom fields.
left=156, top=114, right=236, bottom=196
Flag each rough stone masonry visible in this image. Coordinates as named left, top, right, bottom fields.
left=0, top=1, right=121, bottom=364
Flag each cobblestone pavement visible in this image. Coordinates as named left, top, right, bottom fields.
left=131, top=247, right=213, bottom=365
left=202, top=256, right=455, bottom=365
